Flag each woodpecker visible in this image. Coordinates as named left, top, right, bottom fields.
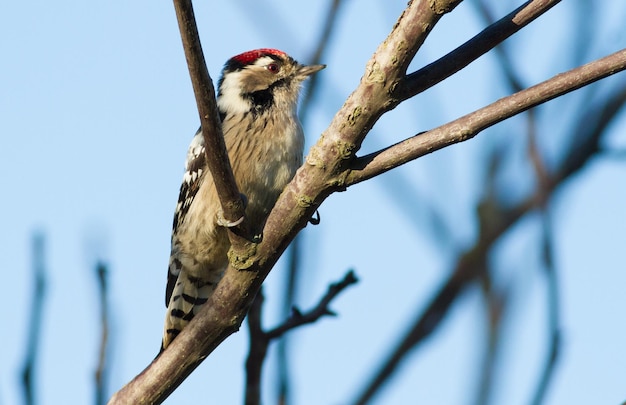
left=161, top=49, right=325, bottom=350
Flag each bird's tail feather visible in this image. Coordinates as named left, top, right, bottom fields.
left=161, top=273, right=215, bottom=351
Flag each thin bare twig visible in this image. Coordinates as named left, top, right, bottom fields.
left=347, top=48, right=626, bottom=185
left=268, top=270, right=358, bottom=339
left=95, top=262, right=111, bottom=405
left=21, top=232, right=47, bottom=405
left=245, top=271, right=358, bottom=405
left=399, top=0, right=561, bottom=100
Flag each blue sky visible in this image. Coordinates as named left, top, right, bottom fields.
left=1, top=1, right=625, bottom=404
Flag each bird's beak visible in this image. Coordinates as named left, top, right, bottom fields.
left=297, top=63, right=326, bottom=78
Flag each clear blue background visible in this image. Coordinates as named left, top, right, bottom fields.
left=1, top=1, right=625, bottom=404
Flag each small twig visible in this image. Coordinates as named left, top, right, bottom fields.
left=21, top=232, right=47, bottom=405
left=95, top=262, right=111, bottom=405
left=347, top=48, right=626, bottom=185
left=267, top=270, right=358, bottom=339
left=400, top=0, right=561, bottom=99
left=244, top=271, right=358, bottom=405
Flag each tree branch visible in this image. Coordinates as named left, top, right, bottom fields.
left=109, top=1, right=626, bottom=403
left=245, top=271, right=357, bottom=405
left=173, top=0, right=245, bottom=227
left=347, top=48, right=626, bottom=185
left=302, top=0, right=460, bottom=175
left=267, top=270, right=358, bottom=339
left=399, top=0, right=561, bottom=100
left=350, top=68, right=626, bottom=405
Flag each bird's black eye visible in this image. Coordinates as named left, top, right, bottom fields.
left=267, top=63, right=280, bottom=73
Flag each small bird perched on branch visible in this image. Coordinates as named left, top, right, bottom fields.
left=161, top=49, right=325, bottom=350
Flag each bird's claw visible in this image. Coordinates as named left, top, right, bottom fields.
left=216, top=193, right=248, bottom=228
left=308, top=210, right=321, bottom=225
left=216, top=210, right=245, bottom=228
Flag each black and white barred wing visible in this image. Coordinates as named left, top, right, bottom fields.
left=171, top=128, right=206, bottom=233
left=166, top=128, right=206, bottom=306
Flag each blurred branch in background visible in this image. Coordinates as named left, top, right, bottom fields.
left=245, top=270, right=358, bottom=405
left=527, top=98, right=561, bottom=405
left=475, top=262, right=510, bottom=405
left=473, top=143, right=511, bottom=405
left=474, top=0, right=526, bottom=92
left=351, top=1, right=626, bottom=401
left=277, top=0, right=346, bottom=403
left=351, top=84, right=625, bottom=403
left=299, top=0, right=343, bottom=119
left=21, top=231, right=47, bottom=405
left=94, top=262, right=111, bottom=405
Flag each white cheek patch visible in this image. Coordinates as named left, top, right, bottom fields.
left=217, top=70, right=253, bottom=115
